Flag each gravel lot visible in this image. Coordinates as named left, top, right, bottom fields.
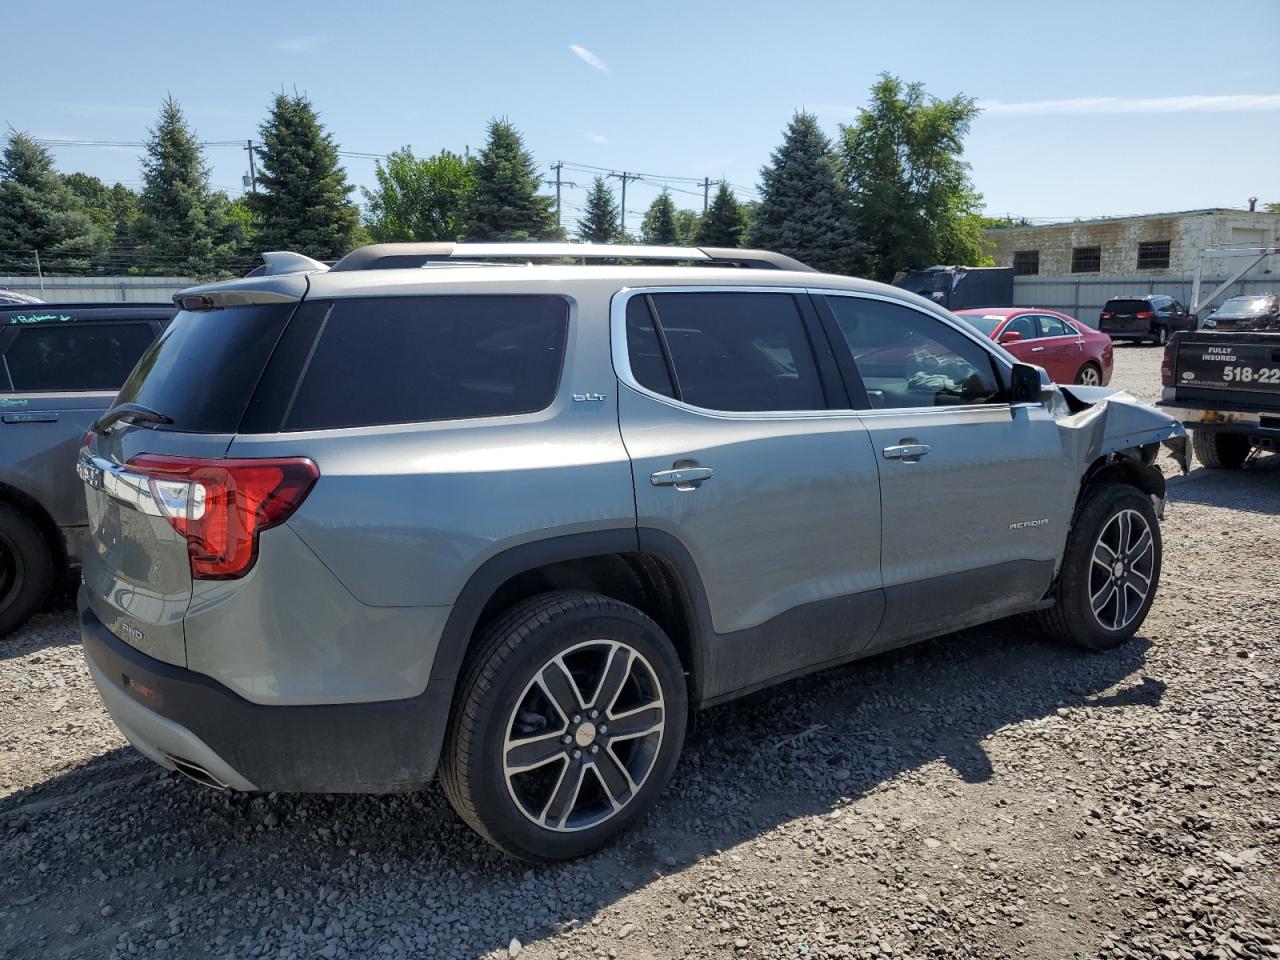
left=2, top=345, right=1277, bottom=960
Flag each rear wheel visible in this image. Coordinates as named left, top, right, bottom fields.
left=1193, top=431, right=1251, bottom=470
left=1075, top=362, right=1103, bottom=386
left=1036, top=483, right=1160, bottom=651
left=440, top=591, right=687, bottom=861
left=0, top=504, right=55, bottom=638
left=1154, top=325, right=1169, bottom=346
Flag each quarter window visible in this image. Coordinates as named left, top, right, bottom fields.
left=639, top=292, right=826, bottom=412
left=624, top=296, right=675, bottom=399
left=824, top=296, right=1002, bottom=409
left=4, top=322, right=154, bottom=391
left=283, top=295, right=568, bottom=430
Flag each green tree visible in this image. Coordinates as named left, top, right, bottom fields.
left=576, top=176, right=621, bottom=243
left=134, top=96, right=233, bottom=276
left=673, top=208, right=701, bottom=246
left=251, top=92, right=359, bottom=258
left=64, top=173, right=141, bottom=271
left=839, top=73, right=984, bottom=280
left=362, top=147, right=475, bottom=242
left=696, top=182, right=749, bottom=247
left=1264, top=201, right=1280, bottom=214
left=0, top=132, right=102, bottom=273
left=466, top=118, right=558, bottom=240
left=640, top=190, right=678, bottom=244
left=751, top=112, right=858, bottom=274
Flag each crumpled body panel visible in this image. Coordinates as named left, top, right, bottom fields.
left=1053, top=384, right=1189, bottom=475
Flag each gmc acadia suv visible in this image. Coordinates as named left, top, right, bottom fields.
left=77, top=243, right=1187, bottom=861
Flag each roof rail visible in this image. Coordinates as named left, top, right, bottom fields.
left=327, top=242, right=815, bottom=273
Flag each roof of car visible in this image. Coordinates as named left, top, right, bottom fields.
left=0, top=302, right=176, bottom=323
left=954, top=307, right=1070, bottom=318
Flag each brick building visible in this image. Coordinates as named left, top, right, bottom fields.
left=985, top=209, right=1280, bottom=281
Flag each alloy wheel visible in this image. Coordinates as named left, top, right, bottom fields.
left=1089, top=508, right=1155, bottom=631
left=502, top=639, right=665, bottom=832
left=1078, top=365, right=1101, bottom=386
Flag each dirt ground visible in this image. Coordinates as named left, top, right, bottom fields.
left=1, top=344, right=1277, bottom=960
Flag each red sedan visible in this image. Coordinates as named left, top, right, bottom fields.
left=954, top=307, right=1113, bottom=386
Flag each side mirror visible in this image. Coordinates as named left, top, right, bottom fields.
left=1010, top=363, right=1043, bottom=404
left=998, top=330, right=1023, bottom=344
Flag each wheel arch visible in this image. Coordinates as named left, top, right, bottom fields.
left=0, top=480, right=65, bottom=570
left=1077, top=452, right=1166, bottom=509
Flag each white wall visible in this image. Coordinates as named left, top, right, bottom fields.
left=0, top=275, right=195, bottom=304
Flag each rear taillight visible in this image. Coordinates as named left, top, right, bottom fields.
left=1100, top=311, right=1112, bottom=320
left=1160, top=339, right=1176, bottom=386
left=1135, top=310, right=1155, bottom=319
left=126, top=455, right=319, bottom=579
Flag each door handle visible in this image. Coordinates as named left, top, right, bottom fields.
left=651, top=466, right=714, bottom=490
left=882, top=443, right=931, bottom=462
left=2, top=412, right=59, bottom=424
left=1031, top=346, right=1046, bottom=352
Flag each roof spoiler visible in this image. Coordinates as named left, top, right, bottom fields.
left=327, top=242, right=816, bottom=273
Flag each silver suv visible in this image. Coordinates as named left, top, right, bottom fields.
left=77, top=243, right=1187, bottom=861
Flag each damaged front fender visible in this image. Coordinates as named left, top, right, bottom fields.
left=1053, top=384, right=1189, bottom=476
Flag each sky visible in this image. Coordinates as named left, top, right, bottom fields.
left=4, top=0, right=1279, bottom=236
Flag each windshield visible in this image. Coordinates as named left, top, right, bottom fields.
left=1213, top=296, right=1275, bottom=318
left=955, top=313, right=1003, bottom=337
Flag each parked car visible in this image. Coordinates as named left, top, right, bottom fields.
left=1157, top=292, right=1280, bottom=469
left=0, top=302, right=175, bottom=635
left=77, top=242, right=1186, bottom=861
left=0, top=288, right=45, bottom=306
left=954, top=307, right=1113, bottom=386
left=1200, top=293, right=1280, bottom=333
left=1099, top=295, right=1193, bottom=346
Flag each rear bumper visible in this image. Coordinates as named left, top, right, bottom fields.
left=1156, top=402, right=1280, bottom=438
left=79, top=590, right=451, bottom=793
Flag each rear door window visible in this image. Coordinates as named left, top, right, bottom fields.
left=4, top=321, right=155, bottom=391
left=283, top=295, right=569, bottom=431
left=1037, top=315, right=1073, bottom=338
left=642, top=292, right=826, bottom=412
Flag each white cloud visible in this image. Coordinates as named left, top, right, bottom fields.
left=978, top=94, right=1280, bottom=115
left=584, top=131, right=608, bottom=146
left=276, top=35, right=318, bottom=52
left=569, top=43, right=609, bottom=73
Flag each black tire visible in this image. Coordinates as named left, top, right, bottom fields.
left=1036, top=483, right=1161, bottom=651
left=440, top=591, right=688, bottom=861
left=1192, top=431, right=1250, bottom=470
left=1074, top=362, right=1103, bottom=386
left=1151, top=325, right=1167, bottom=346
left=0, top=503, right=56, bottom=638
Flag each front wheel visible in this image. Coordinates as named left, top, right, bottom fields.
left=0, top=504, right=56, bottom=638
left=440, top=591, right=687, bottom=861
left=1193, top=431, right=1251, bottom=470
left=1075, top=362, right=1103, bottom=386
left=1036, top=483, right=1161, bottom=651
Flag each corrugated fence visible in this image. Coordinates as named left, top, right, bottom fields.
left=1012, top=275, right=1276, bottom=328
left=0, top=275, right=196, bottom=304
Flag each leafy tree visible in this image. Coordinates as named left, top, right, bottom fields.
left=839, top=73, right=984, bottom=280
left=252, top=92, right=359, bottom=259
left=0, top=132, right=102, bottom=273
left=63, top=173, right=141, bottom=271
left=751, top=112, right=858, bottom=274
left=134, top=96, right=233, bottom=276
left=576, top=176, right=621, bottom=243
left=363, top=147, right=475, bottom=242
left=673, top=208, right=701, bottom=246
left=696, top=182, right=749, bottom=247
left=640, top=190, right=678, bottom=244
left=1264, top=201, right=1280, bottom=214
left=466, top=118, right=558, bottom=240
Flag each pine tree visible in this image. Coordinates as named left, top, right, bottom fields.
left=134, top=96, right=232, bottom=276
left=696, top=182, right=748, bottom=247
left=0, top=132, right=102, bottom=273
left=252, top=92, right=359, bottom=259
left=640, top=190, right=678, bottom=244
left=466, top=119, right=558, bottom=240
left=751, top=112, right=858, bottom=274
left=576, top=176, right=620, bottom=243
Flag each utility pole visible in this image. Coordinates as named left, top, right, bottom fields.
left=702, top=177, right=711, bottom=214
left=551, top=162, right=563, bottom=228
left=608, top=171, right=641, bottom=238
left=245, top=140, right=258, bottom=193
left=33, top=251, right=45, bottom=293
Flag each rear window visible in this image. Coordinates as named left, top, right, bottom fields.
left=283, top=295, right=568, bottom=431
left=115, top=304, right=295, bottom=433
left=1103, top=299, right=1148, bottom=314
left=4, top=321, right=154, bottom=391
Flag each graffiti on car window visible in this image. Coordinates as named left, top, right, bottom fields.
left=7, top=313, right=73, bottom=325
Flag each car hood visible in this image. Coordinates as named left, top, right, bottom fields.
left=1052, top=383, right=1189, bottom=475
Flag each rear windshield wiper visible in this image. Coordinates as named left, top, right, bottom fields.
left=92, top=402, right=175, bottom=433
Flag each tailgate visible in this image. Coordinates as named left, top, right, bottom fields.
left=1175, top=337, right=1280, bottom=396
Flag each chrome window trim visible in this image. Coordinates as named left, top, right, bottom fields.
left=609, top=285, right=1018, bottom=419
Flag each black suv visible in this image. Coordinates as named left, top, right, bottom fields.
left=0, top=302, right=174, bottom=635
left=1099, top=295, right=1193, bottom=346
